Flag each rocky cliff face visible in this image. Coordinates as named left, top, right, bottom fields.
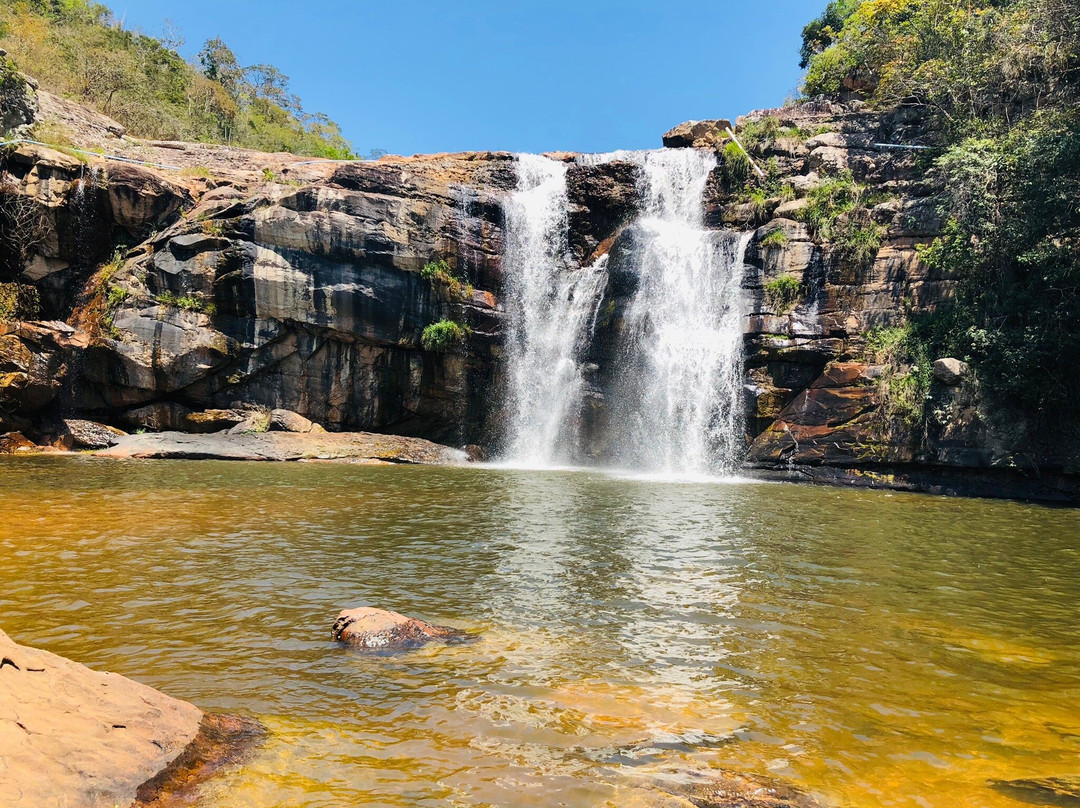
left=1, top=79, right=1076, bottom=500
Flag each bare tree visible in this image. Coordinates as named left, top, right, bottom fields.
left=0, top=176, right=49, bottom=281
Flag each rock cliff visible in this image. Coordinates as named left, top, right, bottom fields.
left=1, top=77, right=1077, bottom=501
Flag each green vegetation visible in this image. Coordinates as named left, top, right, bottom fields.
left=421, top=259, right=473, bottom=300
left=764, top=274, right=801, bottom=313
left=720, top=141, right=752, bottom=187
left=0, top=281, right=40, bottom=320
left=800, top=0, right=1079, bottom=137
left=865, top=325, right=933, bottom=430
left=156, top=290, right=216, bottom=315
left=797, top=171, right=884, bottom=268
left=798, top=0, right=1079, bottom=428
left=420, top=260, right=473, bottom=354
left=760, top=228, right=789, bottom=249
left=421, top=319, right=469, bottom=353
left=0, top=0, right=355, bottom=157
left=918, top=110, right=1080, bottom=420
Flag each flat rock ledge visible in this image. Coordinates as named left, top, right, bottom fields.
left=94, top=430, right=468, bottom=464
left=332, top=607, right=476, bottom=652
left=0, top=628, right=260, bottom=808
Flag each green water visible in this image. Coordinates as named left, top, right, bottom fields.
left=1, top=457, right=1079, bottom=807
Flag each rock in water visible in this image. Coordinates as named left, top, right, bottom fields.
left=0, top=628, right=200, bottom=807
left=332, top=607, right=473, bottom=651
left=990, top=777, right=1080, bottom=807
left=655, top=769, right=822, bottom=808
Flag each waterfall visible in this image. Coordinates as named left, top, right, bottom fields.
left=501, top=149, right=748, bottom=476
left=503, top=154, right=607, bottom=465
left=605, top=150, right=750, bottom=476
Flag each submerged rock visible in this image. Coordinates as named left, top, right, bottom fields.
left=134, top=713, right=265, bottom=808
left=0, top=629, right=263, bottom=808
left=332, top=607, right=474, bottom=651
left=651, top=769, right=822, bottom=808
left=990, top=776, right=1080, bottom=807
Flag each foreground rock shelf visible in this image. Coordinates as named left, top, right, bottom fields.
left=0, top=628, right=259, bottom=807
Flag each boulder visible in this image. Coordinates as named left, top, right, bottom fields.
left=61, top=418, right=126, bottom=449
left=773, top=198, right=809, bottom=219
left=933, top=357, right=968, bottom=386
left=0, top=431, right=37, bottom=454
left=0, top=627, right=201, bottom=808
left=269, top=408, right=323, bottom=433
left=105, top=162, right=190, bottom=237
left=331, top=607, right=473, bottom=651
left=662, top=119, right=733, bottom=149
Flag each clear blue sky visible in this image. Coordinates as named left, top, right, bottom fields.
left=112, top=1, right=823, bottom=156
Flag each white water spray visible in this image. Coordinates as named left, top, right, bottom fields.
left=503, top=155, right=607, bottom=465
left=608, top=149, right=749, bottom=475
left=501, top=149, right=748, bottom=475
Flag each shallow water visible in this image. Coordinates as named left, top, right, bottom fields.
left=1, top=457, right=1079, bottom=807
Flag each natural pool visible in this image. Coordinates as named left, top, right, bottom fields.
left=1, top=457, right=1078, bottom=807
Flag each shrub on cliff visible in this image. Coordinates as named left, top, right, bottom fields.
left=421, top=320, right=469, bottom=353
left=0, top=0, right=355, bottom=157
left=0, top=281, right=40, bottom=321
left=797, top=172, right=884, bottom=269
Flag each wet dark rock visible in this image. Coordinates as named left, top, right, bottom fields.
left=134, top=713, right=266, bottom=808
left=565, top=161, right=642, bottom=262
left=654, top=769, right=822, bottom=808
left=121, top=401, right=196, bottom=432
left=990, top=776, right=1080, bottom=807
left=332, top=607, right=475, bottom=651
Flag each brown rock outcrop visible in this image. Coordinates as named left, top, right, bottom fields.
left=0, top=627, right=201, bottom=808
left=662, top=119, right=733, bottom=149
left=331, top=607, right=473, bottom=651
left=61, top=417, right=125, bottom=449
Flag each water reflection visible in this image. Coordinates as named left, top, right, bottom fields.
left=1, top=458, right=1078, bottom=807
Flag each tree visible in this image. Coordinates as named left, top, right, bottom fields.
left=197, top=36, right=242, bottom=99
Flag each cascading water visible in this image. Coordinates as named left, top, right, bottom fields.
left=502, top=154, right=607, bottom=465
left=501, top=149, right=748, bottom=476
left=605, top=149, right=750, bottom=476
